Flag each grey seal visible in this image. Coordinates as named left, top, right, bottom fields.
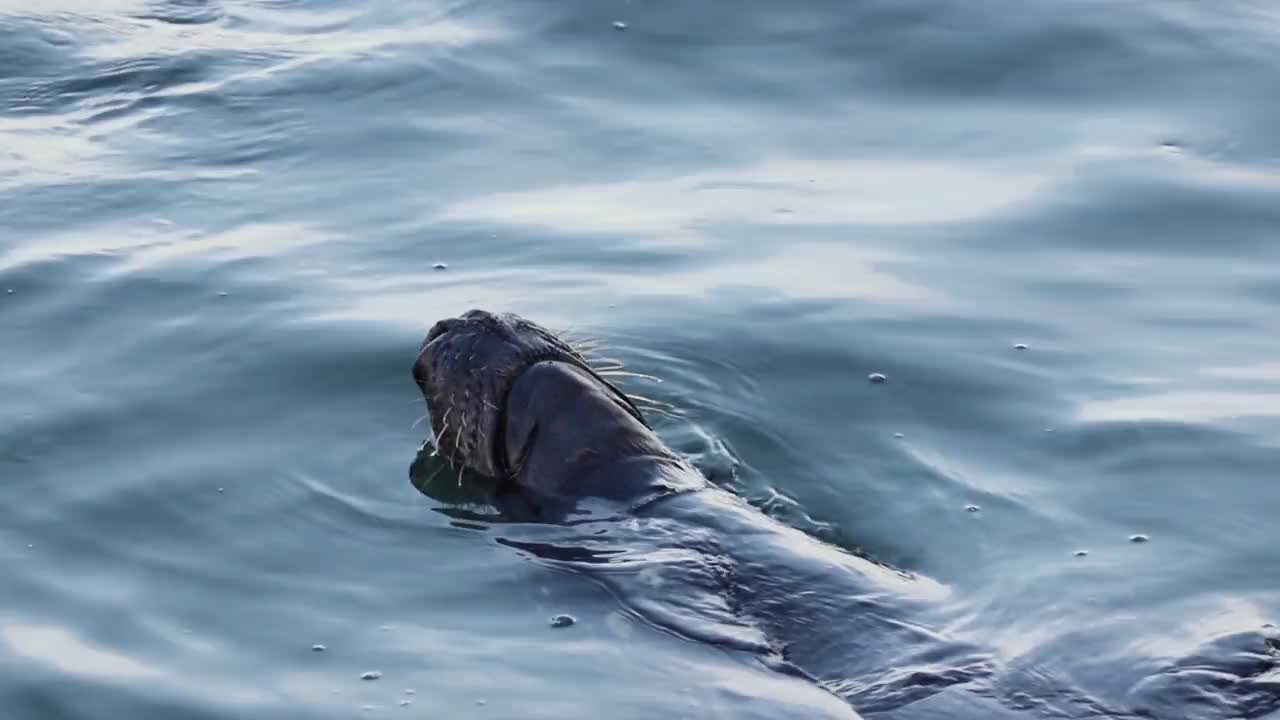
left=411, top=309, right=1280, bottom=719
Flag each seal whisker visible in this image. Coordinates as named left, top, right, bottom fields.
left=634, top=405, right=684, bottom=419
left=629, top=396, right=680, bottom=409
left=435, top=415, right=452, bottom=457
left=416, top=460, right=451, bottom=489
left=438, top=408, right=452, bottom=438
left=557, top=327, right=600, bottom=348
left=625, top=393, right=680, bottom=411
left=597, top=370, right=664, bottom=383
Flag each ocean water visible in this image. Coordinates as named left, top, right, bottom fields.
left=3, top=1, right=1280, bottom=718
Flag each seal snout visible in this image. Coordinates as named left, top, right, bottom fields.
left=425, top=317, right=461, bottom=345
left=413, top=309, right=612, bottom=479
left=425, top=309, right=500, bottom=346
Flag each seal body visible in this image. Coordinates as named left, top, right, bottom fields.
left=412, top=310, right=1280, bottom=719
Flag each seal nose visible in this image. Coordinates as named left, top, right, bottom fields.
left=426, top=317, right=462, bottom=345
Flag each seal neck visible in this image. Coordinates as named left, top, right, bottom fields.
left=501, top=360, right=703, bottom=504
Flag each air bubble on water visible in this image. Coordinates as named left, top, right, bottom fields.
left=1129, top=534, right=1150, bottom=544
left=361, top=671, right=383, bottom=681
left=612, top=20, right=628, bottom=30
left=868, top=373, right=887, bottom=384
left=550, top=614, right=576, bottom=628
left=312, top=644, right=326, bottom=652
left=433, top=262, right=448, bottom=270
left=965, top=504, right=980, bottom=513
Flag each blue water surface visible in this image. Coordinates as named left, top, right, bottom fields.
left=2, top=1, right=1279, bottom=718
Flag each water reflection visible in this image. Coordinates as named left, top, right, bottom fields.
left=1, top=621, right=162, bottom=681
left=1076, top=390, right=1280, bottom=422
left=438, top=157, right=1049, bottom=233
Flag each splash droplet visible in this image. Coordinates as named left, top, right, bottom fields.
left=612, top=20, right=628, bottom=30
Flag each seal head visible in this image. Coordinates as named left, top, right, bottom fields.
left=412, top=309, right=651, bottom=482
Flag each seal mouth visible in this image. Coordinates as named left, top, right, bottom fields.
left=413, top=310, right=648, bottom=479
